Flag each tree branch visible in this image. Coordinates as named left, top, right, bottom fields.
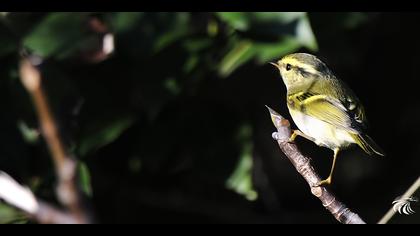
left=266, top=106, right=366, bottom=224
left=12, top=55, right=92, bottom=224
left=0, top=171, right=80, bottom=224
left=378, top=176, right=420, bottom=224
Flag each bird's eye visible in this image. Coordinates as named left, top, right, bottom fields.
left=286, top=64, right=292, bottom=71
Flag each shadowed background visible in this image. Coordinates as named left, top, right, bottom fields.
left=0, top=12, right=418, bottom=224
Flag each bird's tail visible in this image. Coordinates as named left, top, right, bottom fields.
left=351, top=133, right=385, bottom=156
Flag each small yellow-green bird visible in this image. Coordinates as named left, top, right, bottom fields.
left=271, top=53, right=385, bottom=186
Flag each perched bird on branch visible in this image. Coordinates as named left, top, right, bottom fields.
left=271, top=53, right=385, bottom=186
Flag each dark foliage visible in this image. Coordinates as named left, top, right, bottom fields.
left=0, top=12, right=418, bottom=224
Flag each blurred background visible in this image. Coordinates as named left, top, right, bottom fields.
left=0, top=12, right=419, bottom=224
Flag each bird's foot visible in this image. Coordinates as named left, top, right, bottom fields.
left=288, top=131, right=298, bottom=143
left=314, top=177, right=332, bottom=187
left=288, top=130, right=316, bottom=144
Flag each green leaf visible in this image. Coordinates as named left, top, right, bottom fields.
left=207, top=18, right=219, bottom=37
left=183, top=55, right=199, bottom=73
left=217, top=12, right=251, bottom=31
left=218, top=40, right=255, bottom=77
left=163, top=78, right=181, bottom=95
left=226, top=124, right=258, bottom=201
left=252, top=12, right=305, bottom=23
left=217, top=12, right=306, bottom=32
left=0, top=204, right=28, bottom=224
left=78, top=162, right=92, bottom=197
left=78, top=115, right=135, bottom=156
left=152, top=13, right=191, bottom=52
left=17, top=120, right=40, bottom=144
left=216, top=12, right=318, bottom=76
left=254, top=37, right=302, bottom=63
left=183, top=38, right=213, bottom=52
left=218, top=37, right=305, bottom=76
left=109, top=12, right=144, bottom=34
left=23, top=13, right=88, bottom=58
left=217, top=12, right=318, bottom=49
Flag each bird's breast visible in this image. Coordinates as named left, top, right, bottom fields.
left=288, top=108, right=355, bottom=150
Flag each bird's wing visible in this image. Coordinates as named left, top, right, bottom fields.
left=288, top=92, right=363, bottom=133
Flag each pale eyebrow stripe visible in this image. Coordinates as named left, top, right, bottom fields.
left=282, top=58, right=319, bottom=74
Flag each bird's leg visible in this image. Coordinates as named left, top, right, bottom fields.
left=289, top=129, right=315, bottom=143
left=315, top=148, right=339, bottom=187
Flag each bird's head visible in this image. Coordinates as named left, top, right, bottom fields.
left=271, top=53, right=332, bottom=91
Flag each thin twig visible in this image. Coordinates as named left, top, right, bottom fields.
left=266, top=106, right=366, bottom=224
left=0, top=171, right=80, bottom=224
left=18, top=55, right=90, bottom=224
left=34, top=202, right=81, bottom=224
left=378, top=176, right=420, bottom=224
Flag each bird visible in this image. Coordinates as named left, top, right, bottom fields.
left=271, top=53, right=385, bottom=186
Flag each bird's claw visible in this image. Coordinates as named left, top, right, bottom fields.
left=314, top=177, right=332, bottom=187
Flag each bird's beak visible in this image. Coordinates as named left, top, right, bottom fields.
left=269, top=62, right=280, bottom=69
